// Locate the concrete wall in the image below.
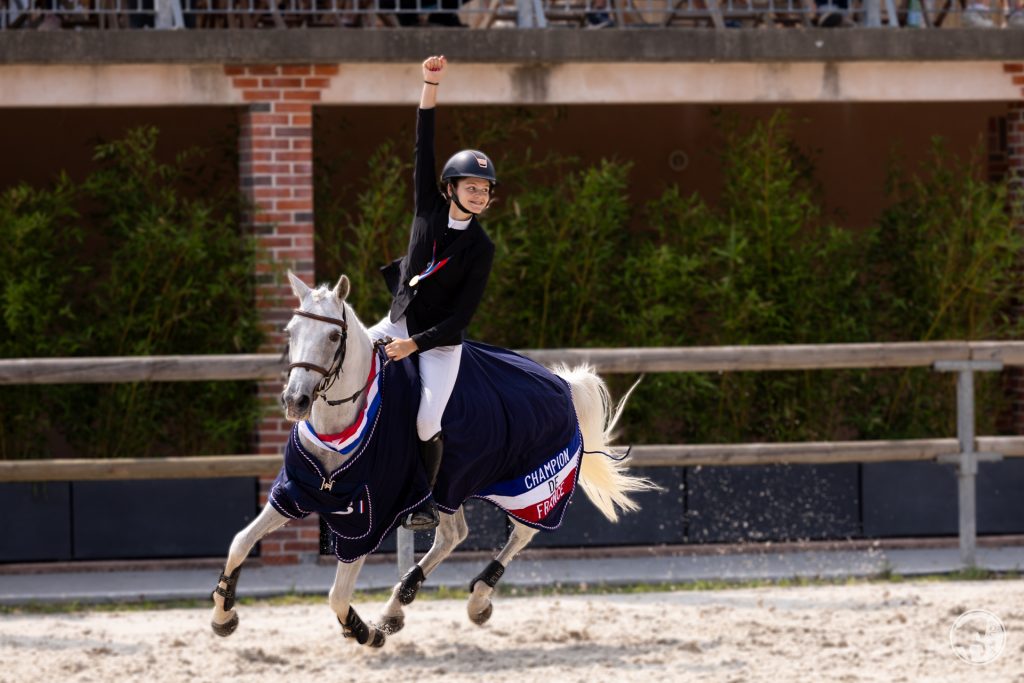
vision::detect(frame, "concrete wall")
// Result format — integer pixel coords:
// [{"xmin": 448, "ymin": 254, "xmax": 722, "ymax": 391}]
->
[
  {"xmin": 1, "ymin": 61, "xmax": 1020, "ymax": 107},
  {"xmin": 2, "ymin": 29, "xmax": 1023, "ymax": 65}
]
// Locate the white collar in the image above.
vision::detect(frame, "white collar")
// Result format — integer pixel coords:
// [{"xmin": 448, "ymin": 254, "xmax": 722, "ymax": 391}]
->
[{"xmin": 448, "ymin": 216, "xmax": 471, "ymax": 231}]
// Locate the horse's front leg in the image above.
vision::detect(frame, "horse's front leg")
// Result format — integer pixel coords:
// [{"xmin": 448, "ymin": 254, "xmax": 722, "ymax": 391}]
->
[
  {"xmin": 329, "ymin": 556, "xmax": 385, "ymax": 648},
  {"xmin": 467, "ymin": 517, "xmax": 537, "ymax": 626},
  {"xmin": 379, "ymin": 507, "xmax": 469, "ymax": 634},
  {"xmin": 210, "ymin": 504, "xmax": 290, "ymax": 637}
]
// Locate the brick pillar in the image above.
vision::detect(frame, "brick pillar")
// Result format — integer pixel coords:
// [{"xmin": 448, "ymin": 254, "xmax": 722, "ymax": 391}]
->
[
  {"xmin": 228, "ymin": 63, "xmax": 338, "ymax": 564},
  {"xmin": 1005, "ymin": 64, "xmax": 1024, "ymax": 434}
]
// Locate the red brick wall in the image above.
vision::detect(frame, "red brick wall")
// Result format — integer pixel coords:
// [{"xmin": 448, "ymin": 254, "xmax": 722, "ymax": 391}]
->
[{"xmin": 228, "ymin": 64, "xmax": 338, "ymax": 564}]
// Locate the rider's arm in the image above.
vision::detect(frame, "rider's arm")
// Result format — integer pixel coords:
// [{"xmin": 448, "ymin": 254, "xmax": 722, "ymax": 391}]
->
[{"xmin": 414, "ymin": 56, "xmax": 446, "ymax": 216}]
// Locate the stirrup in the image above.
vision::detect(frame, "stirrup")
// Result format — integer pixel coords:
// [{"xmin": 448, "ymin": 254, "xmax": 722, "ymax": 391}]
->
[{"xmin": 402, "ymin": 500, "xmax": 439, "ymax": 531}]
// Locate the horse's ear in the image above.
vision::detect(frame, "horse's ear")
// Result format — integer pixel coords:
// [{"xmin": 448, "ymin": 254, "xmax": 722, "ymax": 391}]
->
[
  {"xmin": 333, "ymin": 275, "xmax": 351, "ymax": 302},
  {"xmin": 287, "ymin": 271, "xmax": 311, "ymax": 301}
]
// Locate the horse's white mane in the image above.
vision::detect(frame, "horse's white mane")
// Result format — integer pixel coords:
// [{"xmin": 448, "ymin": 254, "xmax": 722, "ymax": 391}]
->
[{"xmin": 310, "ymin": 286, "xmax": 332, "ymax": 303}]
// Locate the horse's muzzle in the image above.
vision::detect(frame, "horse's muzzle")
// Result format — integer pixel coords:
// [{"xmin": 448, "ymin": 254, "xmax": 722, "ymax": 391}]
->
[{"xmin": 281, "ymin": 390, "xmax": 311, "ymax": 421}]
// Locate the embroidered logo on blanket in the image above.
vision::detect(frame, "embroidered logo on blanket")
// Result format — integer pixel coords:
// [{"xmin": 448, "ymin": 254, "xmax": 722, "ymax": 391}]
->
[
  {"xmin": 478, "ymin": 428, "xmax": 582, "ymax": 525},
  {"xmin": 324, "ymin": 484, "xmax": 373, "ymax": 540}
]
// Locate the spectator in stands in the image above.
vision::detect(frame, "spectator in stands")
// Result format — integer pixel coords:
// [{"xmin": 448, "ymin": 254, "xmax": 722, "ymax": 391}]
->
[
  {"xmin": 428, "ymin": 0, "xmax": 468, "ymax": 25},
  {"xmin": 585, "ymin": 0, "xmax": 613, "ymax": 28},
  {"xmin": 961, "ymin": 0, "xmax": 1024, "ymax": 27},
  {"xmin": 962, "ymin": 0, "xmax": 996, "ymax": 26},
  {"xmin": 381, "ymin": 0, "xmax": 469, "ymax": 26},
  {"xmin": 1008, "ymin": 0, "xmax": 1024, "ymax": 26},
  {"xmin": 814, "ymin": 0, "xmax": 850, "ymax": 27}
]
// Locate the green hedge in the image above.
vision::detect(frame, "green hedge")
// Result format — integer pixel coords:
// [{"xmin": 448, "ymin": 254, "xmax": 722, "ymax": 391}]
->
[
  {"xmin": 317, "ymin": 109, "xmax": 1022, "ymax": 445},
  {"xmin": 0, "ymin": 127, "xmax": 262, "ymax": 460}
]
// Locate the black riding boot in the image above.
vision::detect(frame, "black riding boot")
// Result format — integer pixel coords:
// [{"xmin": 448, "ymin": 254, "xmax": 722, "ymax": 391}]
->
[{"xmin": 403, "ymin": 433, "xmax": 443, "ymax": 531}]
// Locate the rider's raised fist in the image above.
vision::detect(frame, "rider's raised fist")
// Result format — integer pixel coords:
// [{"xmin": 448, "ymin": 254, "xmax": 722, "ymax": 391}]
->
[{"xmin": 422, "ymin": 55, "xmax": 447, "ymax": 84}]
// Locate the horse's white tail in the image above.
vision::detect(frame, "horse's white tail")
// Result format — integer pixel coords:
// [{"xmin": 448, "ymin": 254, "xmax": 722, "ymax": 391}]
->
[{"xmin": 553, "ymin": 365, "xmax": 656, "ymax": 523}]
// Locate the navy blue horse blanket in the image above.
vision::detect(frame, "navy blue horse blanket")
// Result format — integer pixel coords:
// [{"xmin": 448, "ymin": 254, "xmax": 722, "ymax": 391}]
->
[{"xmin": 269, "ymin": 341, "xmax": 583, "ymax": 563}]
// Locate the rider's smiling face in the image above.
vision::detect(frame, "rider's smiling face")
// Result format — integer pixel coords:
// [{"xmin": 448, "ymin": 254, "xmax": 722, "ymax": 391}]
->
[{"xmin": 452, "ymin": 178, "xmax": 491, "ymax": 214}]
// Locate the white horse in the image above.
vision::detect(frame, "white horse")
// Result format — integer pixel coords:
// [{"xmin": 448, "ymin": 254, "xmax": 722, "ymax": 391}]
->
[{"xmin": 210, "ymin": 272, "xmax": 652, "ymax": 646}]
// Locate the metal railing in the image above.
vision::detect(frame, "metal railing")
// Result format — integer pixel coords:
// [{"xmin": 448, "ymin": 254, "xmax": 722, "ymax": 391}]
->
[
  {"xmin": 2, "ymin": 0, "xmax": 1020, "ymax": 29},
  {"xmin": 2, "ymin": 340, "xmax": 1023, "ymax": 569}
]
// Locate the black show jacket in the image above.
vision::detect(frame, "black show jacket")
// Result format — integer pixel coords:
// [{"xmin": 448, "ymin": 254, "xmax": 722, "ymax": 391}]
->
[{"xmin": 380, "ymin": 107, "xmax": 495, "ymax": 353}]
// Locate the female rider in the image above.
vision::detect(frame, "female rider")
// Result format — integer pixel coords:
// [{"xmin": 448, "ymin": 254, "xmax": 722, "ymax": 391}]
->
[{"xmin": 371, "ymin": 55, "xmax": 498, "ymax": 532}]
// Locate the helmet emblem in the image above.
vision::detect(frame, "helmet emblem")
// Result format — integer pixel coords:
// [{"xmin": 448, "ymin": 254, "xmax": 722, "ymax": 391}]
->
[{"xmin": 475, "ymin": 156, "xmax": 488, "ymax": 169}]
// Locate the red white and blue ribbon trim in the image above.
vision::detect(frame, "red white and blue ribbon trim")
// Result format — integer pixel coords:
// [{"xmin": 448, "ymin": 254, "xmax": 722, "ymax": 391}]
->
[
  {"xmin": 299, "ymin": 351, "xmax": 382, "ymax": 456},
  {"xmin": 478, "ymin": 429, "xmax": 583, "ymax": 525},
  {"xmin": 409, "ymin": 241, "xmax": 451, "ymax": 287}
]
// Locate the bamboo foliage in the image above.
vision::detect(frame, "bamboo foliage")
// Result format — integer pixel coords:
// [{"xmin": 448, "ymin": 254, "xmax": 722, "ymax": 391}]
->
[{"xmin": 0, "ymin": 128, "xmax": 262, "ymax": 461}]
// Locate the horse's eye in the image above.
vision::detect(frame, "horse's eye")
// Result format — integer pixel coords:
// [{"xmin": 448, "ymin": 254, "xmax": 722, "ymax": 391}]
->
[{"xmin": 329, "ymin": 331, "xmax": 340, "ymax": 342}]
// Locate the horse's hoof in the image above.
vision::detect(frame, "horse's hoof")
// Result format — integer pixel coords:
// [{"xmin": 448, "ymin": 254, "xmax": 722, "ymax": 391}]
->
[
  {"xmin": 211, "ymin": 612, "xmax": 239, "ymax": 637},
  {"xmin": 368, "ymin": 626, "xmax": 387, "ymax": 648},
  {"xmin": 469, "ymin": 602, "xmax": 493, "ymax": 626},
  {"xmin": 380, "ymin": 615, "xmax": 405, "ymax": 635}
]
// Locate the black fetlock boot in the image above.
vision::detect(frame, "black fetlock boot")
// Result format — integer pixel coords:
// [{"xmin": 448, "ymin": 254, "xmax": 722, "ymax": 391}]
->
[{"xmin": 403, "ymin": 432, "xmax": 443, "ymax": 531}]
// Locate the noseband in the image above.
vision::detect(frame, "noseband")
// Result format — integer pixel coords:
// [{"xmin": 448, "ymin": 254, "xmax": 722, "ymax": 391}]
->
[{"xmin": 287, "ymin": 307, "xmax": 356, "ymax": 405}]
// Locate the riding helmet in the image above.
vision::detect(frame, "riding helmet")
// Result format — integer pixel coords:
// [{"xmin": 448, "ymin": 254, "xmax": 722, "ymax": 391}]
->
[{"xmin": 441, "ymin": 150, "xmax": 498, "ymax": 186}]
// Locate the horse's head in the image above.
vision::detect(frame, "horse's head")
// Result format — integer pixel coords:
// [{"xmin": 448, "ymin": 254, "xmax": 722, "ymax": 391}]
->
[{"xmin": 280, "ymin": 271, "xmax": 353, "ymax": 422}]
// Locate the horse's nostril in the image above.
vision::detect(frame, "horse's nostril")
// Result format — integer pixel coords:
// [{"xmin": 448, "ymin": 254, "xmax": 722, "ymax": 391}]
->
[{"xmin": 296, "ymin": 395, "xmax": 311, "ymax": 412}]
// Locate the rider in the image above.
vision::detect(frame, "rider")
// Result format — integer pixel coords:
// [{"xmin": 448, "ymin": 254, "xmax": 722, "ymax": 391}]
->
[{"xmin": 371, "ymin": 55, "xmax": 497, "ymax": 532}]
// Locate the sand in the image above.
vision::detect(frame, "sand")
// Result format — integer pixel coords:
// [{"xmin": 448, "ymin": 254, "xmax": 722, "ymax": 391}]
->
[{"xmin": 1, "ymin": 579, "xmax": 1022, "ymax": 683}]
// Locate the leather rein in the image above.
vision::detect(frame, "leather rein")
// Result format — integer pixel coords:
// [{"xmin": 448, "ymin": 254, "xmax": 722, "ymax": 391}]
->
[{"xmin": 286, "ymin": 307, "xmax": 386, "ymax": 407}]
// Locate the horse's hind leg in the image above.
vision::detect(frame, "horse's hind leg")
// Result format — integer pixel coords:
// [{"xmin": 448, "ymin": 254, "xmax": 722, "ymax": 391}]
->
[
  {"xmin": 467, "ymin": 517, "xmax": 537, "ymax": 626},
  {"xmin": 210, "ymin": 504, "xmax": 290, "ymax": 637},
  {"xmin": 379, "ymin": 507, "xmax": 469, "ymax": 634}
]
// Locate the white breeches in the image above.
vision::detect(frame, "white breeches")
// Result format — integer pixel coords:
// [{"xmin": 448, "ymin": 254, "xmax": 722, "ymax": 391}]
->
[{"xmin": 368, "ymin": 316, "xmax": 462, "ymax": 441}]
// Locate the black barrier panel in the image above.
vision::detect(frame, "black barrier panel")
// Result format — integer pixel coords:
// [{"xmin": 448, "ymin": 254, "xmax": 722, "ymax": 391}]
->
[
  {"xmin": 447, "ymin": 497, "xmax": 510, "ymax": 551},
  {"xmin": 529, "ymin": 466, "xmax": 685, "ymax": 548},
  {"xmin": 0, "ymin": 482, "xmax": 72, "ymax": 563},
  {"xmin": 72, "ymin": 478, "xmax": 257, "ymax": 560},
  {"xmin": 373, "ymin": 497, "xmax": 509, "ymax": 555},
  {"xmin": 862, "ymin": 459, "xmax": 1024, "ymax": 537},
  {"xmin": 862, "ymin": 462, "xmax": 957, "ymax": 537},
  {"xmin": 976, "ymin": 459, "xmax": 1024, "ymax": 533},
  {"xmin": 686, "ymin": 464, "xmax": 861, "ymax": 543}
]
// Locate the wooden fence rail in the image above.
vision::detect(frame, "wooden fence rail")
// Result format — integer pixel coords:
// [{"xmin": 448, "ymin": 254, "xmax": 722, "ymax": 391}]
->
[
  {"xmin": 4, "ymin": 341, "xmax": 1024, "ymax": 384},
  {"xmin": 4, "ymin": 437, "xmax": 1024, "ymax": 482}
]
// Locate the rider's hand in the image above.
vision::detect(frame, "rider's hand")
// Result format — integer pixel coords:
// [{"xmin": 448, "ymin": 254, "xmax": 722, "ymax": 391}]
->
[
  {"xmin": 422, "ymin": 55, "xmax": 447, "ymax": 85},
  {"xmin": 385, "ymin": 338, "xmax": 419, "ymax": 361}
]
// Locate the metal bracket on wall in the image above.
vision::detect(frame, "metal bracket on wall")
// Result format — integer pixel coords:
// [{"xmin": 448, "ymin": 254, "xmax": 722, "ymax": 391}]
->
[{"xmin": 932, "ymin": 359, "xmax": 1004, "ymax": 567}]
